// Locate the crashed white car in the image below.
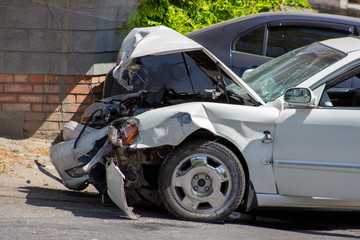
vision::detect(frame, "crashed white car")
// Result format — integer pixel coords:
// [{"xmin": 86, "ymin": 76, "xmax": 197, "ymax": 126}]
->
[{"xmin": 48, "ymin": 26, "xmax": 360, "ymax": 222}]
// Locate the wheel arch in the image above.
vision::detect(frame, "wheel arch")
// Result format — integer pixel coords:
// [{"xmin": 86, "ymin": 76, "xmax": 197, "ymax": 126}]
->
[
  {"xmin": 182, "ymin": 129, "xmax": 250, "ymax": 179},
  {"xmin": 180, "ymin": 129, "xmax": 258, "ymax": 211}
]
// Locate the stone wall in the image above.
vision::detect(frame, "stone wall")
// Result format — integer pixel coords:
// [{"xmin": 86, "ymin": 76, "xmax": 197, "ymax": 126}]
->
[{"xmin": 0, "ymin": 0, "xmax": 139, "ymax": 138}]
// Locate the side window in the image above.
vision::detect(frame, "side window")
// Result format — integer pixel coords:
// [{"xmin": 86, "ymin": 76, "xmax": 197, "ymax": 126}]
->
[
  {"xmin": 234, "ymin": 25, "xmax": 265, "ymax": 55},
  {"xmin": 266, "ymin": 26, "xmax": 351, "ymax": 58},
  {"xmin": 320, "ymin": 71, "xmax": 360, "ymax": 107}
]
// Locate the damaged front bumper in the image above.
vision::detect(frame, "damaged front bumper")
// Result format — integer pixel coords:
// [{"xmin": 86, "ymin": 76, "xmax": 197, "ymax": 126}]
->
[
  {"xmin": 49, "ymin": 120, "xmax": 139, "ymax": 219},
  {"xmin": 49, "ymin": 126, "xmax": 109, "ymax": 190}
]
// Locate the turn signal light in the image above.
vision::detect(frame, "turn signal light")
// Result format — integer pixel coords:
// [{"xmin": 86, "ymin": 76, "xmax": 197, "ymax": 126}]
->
[
  {"xmin": 83, "ymin": 116, "xmax": 90, "ymax": 122},
  {"xmin": 121, "ymin": 124, "xmax": 139, "ymax": 145}
]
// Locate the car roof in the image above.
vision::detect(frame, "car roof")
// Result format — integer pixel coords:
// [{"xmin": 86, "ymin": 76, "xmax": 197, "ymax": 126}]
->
[
  {"xmin": 186, "ymin": 12, "xmax": 360, "ymax": 37},
  {"xmin": 320, "ymin": 37, "xmax": 360, "ymax": 53}
]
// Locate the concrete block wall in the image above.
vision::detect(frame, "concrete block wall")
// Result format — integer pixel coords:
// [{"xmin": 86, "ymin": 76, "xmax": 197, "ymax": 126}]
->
[
  {"xmin": 0, "ymin": 0, "xmax": 139, "ymax": 138},
  {"xmin": 0, "ymin": 0, "xmax": 139, "ymax": 75},
  {"xmin": 309, "ymin": 0, "xmax": 360, "ymax": 17}
]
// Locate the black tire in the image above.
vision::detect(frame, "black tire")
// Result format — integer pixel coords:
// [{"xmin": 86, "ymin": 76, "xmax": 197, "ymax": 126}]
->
[{"xmin": 159, "ymin": 139, "xmax": 246, "ymax": 222}]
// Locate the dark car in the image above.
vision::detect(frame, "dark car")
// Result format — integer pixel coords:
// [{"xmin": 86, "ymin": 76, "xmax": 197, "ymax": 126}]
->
[
  {"xmin": 186, "ymin": 11, "xmax": 360, "ymax": 76},
  {"xmin": 103, "ymin": 12, "xmax": 360, "ymax": 98}
]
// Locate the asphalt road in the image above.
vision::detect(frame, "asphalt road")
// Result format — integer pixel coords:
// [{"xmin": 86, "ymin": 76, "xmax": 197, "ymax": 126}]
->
[{"xmin": 1, "ymin": 180, "xmax": 360, "ymax": 240}]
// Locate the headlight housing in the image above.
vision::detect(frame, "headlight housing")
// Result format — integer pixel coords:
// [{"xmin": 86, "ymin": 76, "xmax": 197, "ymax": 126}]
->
[{"xmin": 109, "ymin": 118, "xmax": 140, "ymax": 147}]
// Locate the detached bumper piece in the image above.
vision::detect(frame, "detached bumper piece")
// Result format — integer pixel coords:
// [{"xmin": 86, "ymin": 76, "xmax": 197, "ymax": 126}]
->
[{"xmin": 106, "ymin": 161, "xmax": 139, "ymax": 220}]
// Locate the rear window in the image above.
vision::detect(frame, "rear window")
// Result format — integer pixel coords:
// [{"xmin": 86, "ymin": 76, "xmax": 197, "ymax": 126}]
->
[{"xmin": 234, "ymin": 26, "xmax": 264, "ymax": 55}]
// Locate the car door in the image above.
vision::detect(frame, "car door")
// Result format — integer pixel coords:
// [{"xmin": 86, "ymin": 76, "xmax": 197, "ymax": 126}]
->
[
  {"xmin": 273, "ymin": 72, "xmax": 360, "ymax": 201},
  {"xmin": 231, "ymin": 21, "xmax": 354, "ymax": 76}
]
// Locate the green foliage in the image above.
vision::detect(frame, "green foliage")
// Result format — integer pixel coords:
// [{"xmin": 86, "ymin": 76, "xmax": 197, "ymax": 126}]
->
[
  {"xmin": 10, "ymin": 148, "xmax": 20, "ymax": 154},
  {"xmin": 122, "ymin": 0, "xmax": 312, "ymax": 34}
]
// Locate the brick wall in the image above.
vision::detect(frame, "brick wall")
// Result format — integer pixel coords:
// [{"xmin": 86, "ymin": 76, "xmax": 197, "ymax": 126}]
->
[{"xmin": 0, "ymin": 73, "xmax": 105, "ymax": 139}]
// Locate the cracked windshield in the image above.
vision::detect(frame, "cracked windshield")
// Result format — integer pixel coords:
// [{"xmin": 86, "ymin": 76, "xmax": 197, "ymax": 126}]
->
[{"xmin": 237, "ymin": 43, "xmax": 346, "ymax": 102}]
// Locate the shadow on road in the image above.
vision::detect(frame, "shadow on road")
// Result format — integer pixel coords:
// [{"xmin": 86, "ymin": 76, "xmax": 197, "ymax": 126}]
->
[
  {"xmin": 245, "ymin": 208, "xmax": 360, "ymax": 229},
  {"xmin": 235, "ymin": 208, "xmax": 360, "ymax": 239},
  {"xmin": 18, "ymin": 186, "xmax": 360, "ymax": 239},
  {"xmin": 17, "ymin": 186, "xmax": 170, "ymax": 220},
  {"xmin": 18, "ymin": 186, "xmax": 130, "ymax": 220}
]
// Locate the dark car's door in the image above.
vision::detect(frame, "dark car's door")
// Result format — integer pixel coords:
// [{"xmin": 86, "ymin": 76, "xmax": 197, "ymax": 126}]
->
[{"xmin": 231, "ymin": 21, "xmax": 355, "ymax": 76}]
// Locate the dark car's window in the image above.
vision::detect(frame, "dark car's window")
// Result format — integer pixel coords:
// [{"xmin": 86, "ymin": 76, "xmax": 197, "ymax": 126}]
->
[
  {"xmin": 233, "ymin": 24, "xmax": 352, "ymax": 59},
  {"xmin": 234, "ymin": 25, "xmax": 264, "ymax": 55},
  {"xmin": 266, "ymin": 26, "xmax": 351, "ymax": 58}
]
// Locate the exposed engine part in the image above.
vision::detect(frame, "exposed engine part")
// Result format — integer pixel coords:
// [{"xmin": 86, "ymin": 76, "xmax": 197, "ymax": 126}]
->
[{"xmin": 114, "ymin": 149, "xmax": 145, "ymax": 189}]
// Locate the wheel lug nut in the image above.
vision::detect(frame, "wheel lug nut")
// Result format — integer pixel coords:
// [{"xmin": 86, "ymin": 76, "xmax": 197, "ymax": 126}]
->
[
  {"xmin": 194, "ymin": 175, "xmax": 198, "ymax": 179},
  {"xmin": 205, "ymin": 187, "xmax": 210, "ymax": 191},
  {"xmin": 205, "ymin": 175, "xmax": 210, "ymax": 180},
  {"xmin": 194, "ymin": 186, "xmax": 198, "ymax": 190}
]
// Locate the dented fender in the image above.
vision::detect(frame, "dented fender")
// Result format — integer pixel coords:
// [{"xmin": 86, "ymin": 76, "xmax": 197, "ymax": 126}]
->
[
  {"xmin": 129, "ymin": 102, "xmax": 278, "ymax": 150},
  {"xmin": 129, "ymin": 103, "xmax": 214, "ymax": 148}
]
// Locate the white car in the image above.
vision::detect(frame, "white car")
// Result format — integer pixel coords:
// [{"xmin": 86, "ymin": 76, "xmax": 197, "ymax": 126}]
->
[{"xmin": 49, "ymin": 26, "xmax": 360, "ymax": 222}]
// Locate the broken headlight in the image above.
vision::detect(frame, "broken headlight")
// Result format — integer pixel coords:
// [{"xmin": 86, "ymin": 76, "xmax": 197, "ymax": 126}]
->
[{"xmin": 109, "ymin": 118, "xmax": 140, "ymax": 147}]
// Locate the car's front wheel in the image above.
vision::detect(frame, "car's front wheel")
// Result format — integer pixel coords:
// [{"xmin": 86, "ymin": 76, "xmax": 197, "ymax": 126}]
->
[{"xmin": 159, "ymin": 139, "xmax": 246, "ymax": 222}]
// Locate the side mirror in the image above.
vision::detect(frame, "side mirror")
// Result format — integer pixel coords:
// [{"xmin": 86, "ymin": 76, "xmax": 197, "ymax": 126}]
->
[{"xmin": 284, "ymin": 87, "xmax": 316, "ymax": 107}]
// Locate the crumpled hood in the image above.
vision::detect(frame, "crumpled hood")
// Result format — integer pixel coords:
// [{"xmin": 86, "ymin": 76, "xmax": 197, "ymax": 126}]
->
[
  {"xmin": 113, "ymin": 26, "xmax": 264, "ymax": 105},
  {"xmin": 118, "ymin": 26, "xmax": 203, "ymax": 65}
]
